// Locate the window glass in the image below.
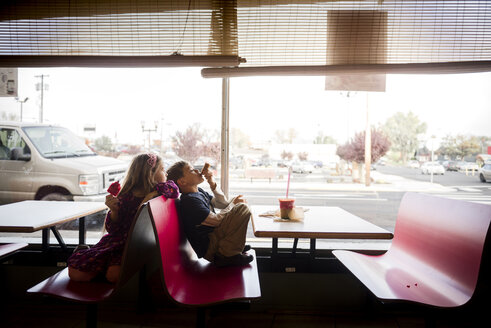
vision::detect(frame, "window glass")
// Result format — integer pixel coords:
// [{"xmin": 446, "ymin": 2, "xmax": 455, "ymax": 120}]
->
[
  {"xmin": 229, "ymin": 73, "xmax": 491, "ymax": 249},
  {"xmin": 0, "ymin": 68, "xmax": 222, "ymax": 246},
  {"xmin": 0, "ymin": 68, "xmax": 490, "ymax": 250},
  {"xmin": 23, "ymin": 126, "xmax": 95, "ymax": 158},
  {"xmin": 0, "ymin": 128, "xmax": 30, "ymax": 160}
]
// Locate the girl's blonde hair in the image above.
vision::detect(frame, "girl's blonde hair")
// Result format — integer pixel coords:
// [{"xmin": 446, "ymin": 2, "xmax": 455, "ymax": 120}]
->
[{"xmin": 119, "ymin": 153, "xmax": 162, "ymax": 197}]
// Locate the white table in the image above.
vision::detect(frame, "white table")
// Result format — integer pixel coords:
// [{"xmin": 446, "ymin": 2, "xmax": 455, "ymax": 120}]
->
[
  {"xmin": 0, "ymin": 201, "xmax": 107, "ymax": 251},
  {"xmin": 251, "ymin": 205, "xmax": 393, "ymax": 257}
]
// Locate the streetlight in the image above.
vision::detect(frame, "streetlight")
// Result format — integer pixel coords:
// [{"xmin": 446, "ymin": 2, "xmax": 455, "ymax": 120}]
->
[
  {"xmin": 141, "ymin": 121, "xmax": 158, "ymax": 151},
  {"xmin": 15, "ymin": 97, "xmax": 28, "ymax": 122}
]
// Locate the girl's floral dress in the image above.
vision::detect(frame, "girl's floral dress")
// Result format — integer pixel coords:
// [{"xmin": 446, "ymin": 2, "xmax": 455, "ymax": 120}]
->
[{"xmin": 68, "ymin": 181, "xmax": 179, "ymax": 273}]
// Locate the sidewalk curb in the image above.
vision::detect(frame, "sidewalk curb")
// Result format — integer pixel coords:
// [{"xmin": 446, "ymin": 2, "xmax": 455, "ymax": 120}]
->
[{"xmin": 226, "ymin": 171, "xmax": 456, "ymax": 193}]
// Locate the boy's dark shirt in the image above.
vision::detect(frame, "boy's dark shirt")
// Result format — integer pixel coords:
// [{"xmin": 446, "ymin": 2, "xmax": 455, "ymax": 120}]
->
[{"xmin": 179, "ymin": 187, "xmax": 215, "ymax": 258}]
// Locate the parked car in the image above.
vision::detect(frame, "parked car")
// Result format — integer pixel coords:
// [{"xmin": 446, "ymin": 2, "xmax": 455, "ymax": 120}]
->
[
  {"xmin": 446, "ymin": 161, "xmax": 459, "ymax": 171},
  {"xmin": 407, "ymin": 160, "xmax": 420, "ymax": 169},
  {"xmin": 420, "ymin": 162, "xmax": 445, "ymax": 175},
  {"xmin": 0, "ymin": 121, "xmax": 128, "ymax": 205},
  {"xmin": 291, "ymin": 161, "xmax": 314, "ymax": 174},
  {"xmin": 479, "ymin": 163, "xmax": 491, "ymax": 182},
  {"xmin": 376, "ymin": 158, "xmax": 387, "ymax": 166}
]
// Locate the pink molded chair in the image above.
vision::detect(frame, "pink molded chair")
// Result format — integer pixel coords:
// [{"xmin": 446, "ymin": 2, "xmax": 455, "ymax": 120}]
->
[
  {"xmin": 27, "ymin": 204, "xmax": 157, "ymax": 328},
  {"xmin": 333, "ymin": 192, "xmax": 491, "ymax": 308},
  {"xmin": 147, "ymin": 196, "xmax": 261, "ymax": 326}
]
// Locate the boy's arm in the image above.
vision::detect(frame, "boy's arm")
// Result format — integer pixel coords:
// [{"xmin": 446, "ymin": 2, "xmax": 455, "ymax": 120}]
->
[
  {"xmin": 201, "ymin": 202, "xmax": 235, "ymax": 227},
  {"xmin": 211, "ymin": 187, "xmax": 230, "ymax": 209},
  {"xmin": 201, "ymin": 211, "xmax": 222, "ymax": 227}
]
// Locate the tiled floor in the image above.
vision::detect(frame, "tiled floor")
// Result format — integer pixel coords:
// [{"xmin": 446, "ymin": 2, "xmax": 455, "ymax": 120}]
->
[{"xmin": 2, "ymin": 300, "xmax": 486, "ymax": 328}]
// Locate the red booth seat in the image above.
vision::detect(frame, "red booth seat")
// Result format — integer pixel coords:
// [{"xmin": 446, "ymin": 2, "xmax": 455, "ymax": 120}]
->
[{"xmin": 334, "ymin": 192, "xmax": 491, "ymax": 307}]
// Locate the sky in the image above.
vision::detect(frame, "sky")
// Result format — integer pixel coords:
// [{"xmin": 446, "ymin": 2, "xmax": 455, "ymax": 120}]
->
[{"xmin": 0, "ymin": 67, "xmax": 490, "ymax": 148}]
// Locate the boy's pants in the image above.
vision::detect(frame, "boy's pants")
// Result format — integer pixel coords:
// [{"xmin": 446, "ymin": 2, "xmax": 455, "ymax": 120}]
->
[{"xmin": 204, "ymin": 203, "xmax": 251, "ymax": 261}]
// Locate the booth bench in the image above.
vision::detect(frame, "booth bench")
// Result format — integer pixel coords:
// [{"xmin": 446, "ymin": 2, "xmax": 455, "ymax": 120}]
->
[
  {"xmin": 27, "ymin": 204, "xmax": 157, "ymax": 328},
  {"xmin": 334, "ymin": 192, "xmax": 491, "ymax": 309},
  {"xmin": 147, "ymin": 196, "xmax": 261, "ymax": 328}
]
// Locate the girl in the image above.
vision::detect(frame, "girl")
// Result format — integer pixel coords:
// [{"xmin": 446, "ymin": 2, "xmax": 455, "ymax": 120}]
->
[{"xmin": 67, "ymin": 153, "xmax": 179, "ymax": 283}]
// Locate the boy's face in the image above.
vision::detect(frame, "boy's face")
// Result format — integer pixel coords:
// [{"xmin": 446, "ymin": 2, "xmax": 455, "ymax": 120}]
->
[{"xmin": 178, "ymin": 163, "xmax": 204, "ymax": 187}]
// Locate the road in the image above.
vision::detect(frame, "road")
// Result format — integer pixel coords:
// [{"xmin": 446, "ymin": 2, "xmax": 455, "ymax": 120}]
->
[
  {"xmin": 230, "ymin": 165, "xmax": 491, "ymax": 240},
  {"xmin": 374, "ymin": 164, "xmax": 488, "ymax": 189},
  {"xmin": 4, "ymin": 165, "xmax": 490, "ymax": 247}
]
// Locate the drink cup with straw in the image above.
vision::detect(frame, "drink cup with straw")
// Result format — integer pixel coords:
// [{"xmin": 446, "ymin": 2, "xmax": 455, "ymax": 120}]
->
[{"xmin": 279, "ymin": 166, "xmax": 294, "ymax": 219}]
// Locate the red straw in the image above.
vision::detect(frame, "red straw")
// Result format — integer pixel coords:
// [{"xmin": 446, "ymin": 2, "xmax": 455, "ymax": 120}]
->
[{"xmin": 286, "ymin": 167, "xmax": 291, "ymax": 198}]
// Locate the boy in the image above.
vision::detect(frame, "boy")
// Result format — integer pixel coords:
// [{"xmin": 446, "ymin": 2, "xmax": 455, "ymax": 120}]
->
[{"xmin": 166, "ymin": 161, "xmax": 253, "ymax": 267}]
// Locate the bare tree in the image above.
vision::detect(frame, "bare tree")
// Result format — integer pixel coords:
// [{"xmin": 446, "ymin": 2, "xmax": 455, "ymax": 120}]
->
[
  {"xmin": 94, "ymin": 135, "xmax": 113, "ymax": 152},
  {"xmin": 1, "ymin": 111, "xmax": 18, "ymax": 121},
  {"xmin": 172, "ymin": 124, "xmax": 204, "ymax": 163},
  {"xmin": 297, "ymin": 152, "xmax": 308, "ymax": 161},
  {"xmin": 314, "ymin": 132, "xmax": 337, "ymax": 144},
  {"xmin": 281, "ymin": 150, "xmax": 294, "ymax": 160},
  {"xmin": 201, "ymin": 142, "xmax": 221, "ymax": 166},
  {"xmin": 275, "ymin": 128, "xmax": 298, "ymax": 144},
  {"xmin": 336, "ymin": 129, "xmax": 390, "ymax": 163},
  {"xmin": 382, "ymin": 111, "xmax": 426, "ymax": 163},
  {"xmin": 231, "ymin": 128, "xmax": 251, "ymax": 149}
]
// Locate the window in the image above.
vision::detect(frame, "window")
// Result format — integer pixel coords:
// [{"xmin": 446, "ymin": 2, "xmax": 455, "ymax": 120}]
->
[
  {"xmin": 0, "ymin": 128, "xmax": 30, "ymax": 161},
  {"xmin": 0, "ymin": 68, "xmax": 490, "ymax": 250}
]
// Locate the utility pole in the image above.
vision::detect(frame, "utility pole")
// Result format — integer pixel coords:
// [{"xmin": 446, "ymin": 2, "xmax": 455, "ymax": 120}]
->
[
  {"xmin": 141, "ymin": 121, "xmax": 158, "ymax": 152},
  {"xmin": 35, "ymin": 74, "xmax": 49, "ymax": 123}
]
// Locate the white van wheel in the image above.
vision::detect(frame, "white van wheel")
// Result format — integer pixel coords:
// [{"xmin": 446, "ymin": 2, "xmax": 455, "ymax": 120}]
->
[{"xmin": 41, "ymin": 193, "xmax": 72, "ymax": 201}]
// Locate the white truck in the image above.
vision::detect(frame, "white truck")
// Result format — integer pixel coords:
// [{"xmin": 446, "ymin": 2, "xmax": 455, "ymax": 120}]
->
[{"xmin": 0, "ymin": 121, "xmax": 127, "ymax": 205}]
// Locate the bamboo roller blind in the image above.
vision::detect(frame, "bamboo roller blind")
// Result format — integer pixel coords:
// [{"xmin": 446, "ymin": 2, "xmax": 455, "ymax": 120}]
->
[
  {"xmin": 0, "ymin": 0, "xmax": 490, "ymax": 67},
  {"xmin": 0, "ymin": 0, "xmax": 238, "ymax": 57}
]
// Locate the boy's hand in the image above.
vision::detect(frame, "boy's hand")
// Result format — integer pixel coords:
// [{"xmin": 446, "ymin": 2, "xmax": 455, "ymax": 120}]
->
[
  {"xmin": 233, "ymin": 195, "xmax": 247, "ymax": 204},
  {"xmin": 201, "ymin": 163, "xmax": 212, "ymax": 179},
  {"xmin": 202, "ymin": 163, "xmax": 217, "ymax": 190},
  {"xmin": 105, "ymin": 194, "xmax": 120, "ymax": 213}
]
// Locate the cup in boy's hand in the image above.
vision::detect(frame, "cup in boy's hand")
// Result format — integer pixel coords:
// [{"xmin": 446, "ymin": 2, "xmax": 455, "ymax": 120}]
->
[
  {"xmin": 107, "ymin": 181, "xmax": 121, "ymax": 196},
  {"xmin": 201, "ymin": 163, "xmax": 210, "ymax": 175}
]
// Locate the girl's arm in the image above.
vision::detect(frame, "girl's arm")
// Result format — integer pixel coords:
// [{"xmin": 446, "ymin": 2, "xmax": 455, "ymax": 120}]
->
[{"xmin": 105, "ymin": 194, "xmax": 120, "ymax": 222}]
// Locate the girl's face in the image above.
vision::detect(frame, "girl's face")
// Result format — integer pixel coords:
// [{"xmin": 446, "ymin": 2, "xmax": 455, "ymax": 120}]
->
[{"xmin": 153, "ymin": 162, "xmax": 166, "ymax": 183}]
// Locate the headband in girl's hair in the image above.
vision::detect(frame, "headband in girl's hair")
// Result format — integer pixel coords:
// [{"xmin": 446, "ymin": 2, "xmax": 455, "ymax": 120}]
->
[
  {"xmin": 147, "ymin": 153, "xmax": 157, "ymax": 168},
  {"xmin": 107, "ymin": 181, "xmax": 121, "ymax": 196}
]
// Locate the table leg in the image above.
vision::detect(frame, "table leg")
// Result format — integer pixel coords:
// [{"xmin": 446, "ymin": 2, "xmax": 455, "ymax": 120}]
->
[
  {"xmin": 50, "ymin": 227, "xmax": 67, "ymax": 252},
  {"xmin": 79, "ymin": 216, "xmax": 86, "ymax": 245},
  {"xmin": 272, "ymin": 238, "xmax": 278, "ymax": 258},
  {"xmin": 292, "ymin": 238, "xmax": 298, "ymax": 256},
  {"xmin": 310, "ymin": 238, "xmax": 316, "ymax": 258},
  {"xmin": 42, "ymin": 228, "xmax": 50, "ymax": 251}
]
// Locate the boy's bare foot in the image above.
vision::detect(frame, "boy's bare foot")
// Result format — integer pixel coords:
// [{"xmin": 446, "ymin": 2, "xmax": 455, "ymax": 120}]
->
[{"xmin": 214, "ymin": 253, "xmax": 253, "ymax": 267}]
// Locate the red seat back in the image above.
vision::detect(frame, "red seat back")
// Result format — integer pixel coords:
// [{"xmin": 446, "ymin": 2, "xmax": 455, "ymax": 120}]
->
[
  {"xmin": 390, "ymin": 192, "xmax": 491, "ymax": 297},
  {"xmin": 148, "ymin": 196, "xmax": 261, "ymax": 306}
]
